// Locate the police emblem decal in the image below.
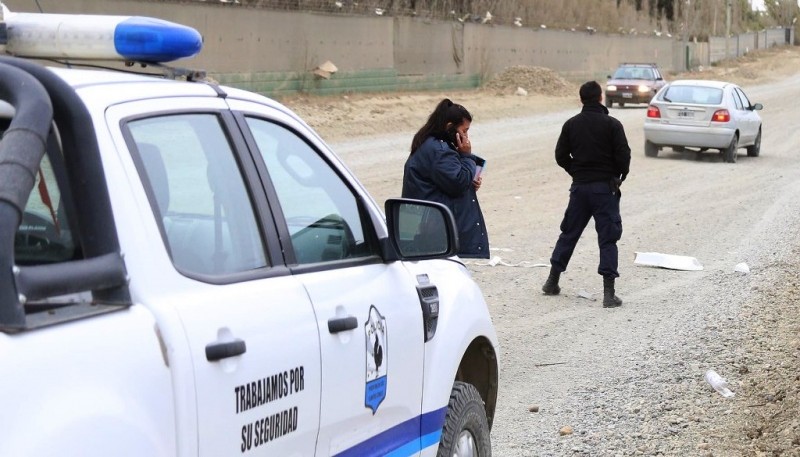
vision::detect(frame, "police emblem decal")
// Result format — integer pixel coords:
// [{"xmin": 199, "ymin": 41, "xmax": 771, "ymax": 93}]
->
[{"xmin": 364, "ymin": 305, "xmax": 387, "ymax": 414}]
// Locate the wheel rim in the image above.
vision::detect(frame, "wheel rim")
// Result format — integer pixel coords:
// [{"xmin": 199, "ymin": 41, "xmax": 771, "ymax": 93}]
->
[{"xmin": 452, "ymin": 429, "xmax": 477, "ymax": 457}]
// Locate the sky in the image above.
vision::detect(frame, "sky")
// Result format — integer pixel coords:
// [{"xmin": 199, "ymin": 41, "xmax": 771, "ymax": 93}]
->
[{"xmin": 751, "ymin": 0, "xmax": 800, "ymax": 11}]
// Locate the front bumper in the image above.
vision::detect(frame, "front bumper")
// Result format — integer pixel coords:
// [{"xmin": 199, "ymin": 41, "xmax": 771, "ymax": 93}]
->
[{"xmin": 605, "ymin": 90, "xmax": 653, "ymax": 104}]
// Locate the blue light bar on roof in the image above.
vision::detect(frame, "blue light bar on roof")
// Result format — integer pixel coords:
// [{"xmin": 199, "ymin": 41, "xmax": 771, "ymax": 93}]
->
[
  {"xmin": 3, "ymin": 10, "xmax": 203, "ymax": 63},
  {"xmin": 114, "ymin": 17, "xmax": 202, "ymax": 62}
]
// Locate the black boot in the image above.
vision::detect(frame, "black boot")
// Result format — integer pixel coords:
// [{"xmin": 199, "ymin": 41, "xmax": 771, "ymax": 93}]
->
[
  {"xmin": 542, "ymin": 268, "xmax": 561, "ymax": 295},
  {"xmin": 603, "ymin": 276, "xmax": 622, "ymax": 308}
]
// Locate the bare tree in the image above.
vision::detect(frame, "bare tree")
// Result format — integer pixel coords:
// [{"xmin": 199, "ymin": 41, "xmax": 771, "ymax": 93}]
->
[{"xmin": 764, "ymin": 0, "xmax": 799, "ymax": 26}]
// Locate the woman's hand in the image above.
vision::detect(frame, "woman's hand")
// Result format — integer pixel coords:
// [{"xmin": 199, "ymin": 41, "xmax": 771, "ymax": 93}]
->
[
  {"xmin": 473, "ymin": 176, "xmax": 482, "ymax": 191},
  {"xmin": 455, "ymin": 132, "xmax": 471, "ymax": 154}
]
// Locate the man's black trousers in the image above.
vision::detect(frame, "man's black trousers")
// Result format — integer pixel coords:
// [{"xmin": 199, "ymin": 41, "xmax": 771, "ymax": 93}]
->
[{"xmin": 550, "ymin": 181, "xmax": 623, "ymax": 278}]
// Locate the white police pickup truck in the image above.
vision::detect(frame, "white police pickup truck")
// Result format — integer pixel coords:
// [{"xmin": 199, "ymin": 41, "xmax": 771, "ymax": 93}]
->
[{"xmin": 0, "ymin": 5, "xmax": 498, "ymax": 456}]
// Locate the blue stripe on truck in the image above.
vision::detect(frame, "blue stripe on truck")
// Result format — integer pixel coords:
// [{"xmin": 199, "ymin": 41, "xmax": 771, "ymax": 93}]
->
[{"xmin": 333, "ymin": 406, "xmax": 448, "ymax": 457}]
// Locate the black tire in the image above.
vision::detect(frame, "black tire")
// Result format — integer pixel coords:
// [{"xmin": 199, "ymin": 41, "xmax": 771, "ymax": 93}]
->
[
  {"xmin": 723, "ymin": 134, "xmax": 738, "ymax": 163},
  {"xmin": 644, "ymin": 140, "xmax": 658, "ymax": 157},
  {"xmin": 619, "ymin": 102, "xmax": 626, "ymax": 108},
  {"xmin": 605, "ymin": 98, "xmax": 612, "ymax": 108},
  {"xmin": 437, "ymin": 382, "xmax": 491, "ymax": 457},
  {"xmin": 747, "ymin": 128, "xmax": 761, "ymax": 157}
]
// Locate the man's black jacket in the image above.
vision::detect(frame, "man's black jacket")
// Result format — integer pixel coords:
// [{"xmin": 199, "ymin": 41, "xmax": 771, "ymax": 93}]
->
[{"xmin": 555, "ymin": 102, "xmax": 631, "ymax": 183}]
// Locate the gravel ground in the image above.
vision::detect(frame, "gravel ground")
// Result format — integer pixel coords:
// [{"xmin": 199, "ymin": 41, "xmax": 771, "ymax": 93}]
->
[{"xmin": 285, "ymin": 46, "xmax": 800, "ymax": 456}]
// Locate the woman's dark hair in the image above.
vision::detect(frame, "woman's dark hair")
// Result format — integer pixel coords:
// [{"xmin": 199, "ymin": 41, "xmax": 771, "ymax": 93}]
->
[{"xmin": 410, "ymin": 98, "xmax": 472, "ymax": 155}]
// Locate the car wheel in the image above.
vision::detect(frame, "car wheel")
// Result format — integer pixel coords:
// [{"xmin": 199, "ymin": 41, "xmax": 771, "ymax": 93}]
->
[
  {"xmin": 619, "ymin": 102, "xmax": 625, "ymax": 108},
  {"xmin": 605, "ymin": 98, "xmax": 612, "ymax": 108},
  {"xmin": 437, "ymin": 382, "xmax": 491, "ymax": 457},
  {"xmin": 747, "ymin": 128, "xmax": 761, "ymax": 157},
  {"xmin": 723, "ymin": 134, "xmax": 738, "ymax": 163},
  {"xmin": 644, "ymin": 140, "xmax": 658, "ymax": 158}
]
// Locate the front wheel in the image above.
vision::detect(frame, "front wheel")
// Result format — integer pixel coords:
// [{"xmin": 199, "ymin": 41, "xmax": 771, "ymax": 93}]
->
[
  {"xmin": 644, "ymin": 140, "xmax": 658, "ymax": 157},
  {"xmin": 723, "ymin": 134, "xmax": 738, "ymax": 163},
  {"xmin": 605, "ymin": 98, "xmax": 612, "ymax": 108},
  {"xmin": 437, "ymin": 382, "xmax": 491, "ymax": 457},
  {"xmin": 747, "ymin": 129, "xmax": 761, "ymax": 157}
]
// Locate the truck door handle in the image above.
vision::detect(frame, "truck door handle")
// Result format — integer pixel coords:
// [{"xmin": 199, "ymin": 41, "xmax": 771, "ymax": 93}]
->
[
  {"xmin": 328, "ymin": 316, "xmax": 357, "ymax": 333},
  {"xmin": 205, "ymin": 339, "xmax": 247, "ymax": 361}
]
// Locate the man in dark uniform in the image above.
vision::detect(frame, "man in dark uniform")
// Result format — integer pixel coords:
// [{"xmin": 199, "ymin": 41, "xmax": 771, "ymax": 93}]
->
[{"xmin": 542, "ymin": 81, "xmax": 631, "ymax": 308}]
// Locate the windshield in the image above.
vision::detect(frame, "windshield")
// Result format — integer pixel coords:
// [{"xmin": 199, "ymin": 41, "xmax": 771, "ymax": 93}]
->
[{"xmin": 613, "ymin": 67, "xmax": 654, "ymax": 80}]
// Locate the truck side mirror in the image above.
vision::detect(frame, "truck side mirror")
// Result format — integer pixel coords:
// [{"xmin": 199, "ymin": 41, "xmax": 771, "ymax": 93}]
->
[{"xmin": 383, "ymin": 199, "xmax": 458, "ymax": 261}]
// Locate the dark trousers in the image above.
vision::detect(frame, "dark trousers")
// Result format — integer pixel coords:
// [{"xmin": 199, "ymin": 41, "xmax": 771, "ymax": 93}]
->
[{"xmin": 550, "ymin": 181, "xmax": 623, "ymax": 278}]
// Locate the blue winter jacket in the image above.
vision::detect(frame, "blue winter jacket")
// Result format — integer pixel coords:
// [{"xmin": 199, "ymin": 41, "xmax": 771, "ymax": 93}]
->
[{"xmin": 401, "ymin": 135, "xmax": 490, "ymax": 259}]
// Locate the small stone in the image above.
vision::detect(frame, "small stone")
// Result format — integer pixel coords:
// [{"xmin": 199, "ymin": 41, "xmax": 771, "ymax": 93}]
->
[
  {"xmin": 560, "ymin": 425, "xmax": 574, "ymax": 436},
  {"xmin": 529, "ymin": 405, "xmax": 540, "ymax": 413},
  {"xmin": 697, "ymin": 442, "xmax": 710, "ymax": 450}
]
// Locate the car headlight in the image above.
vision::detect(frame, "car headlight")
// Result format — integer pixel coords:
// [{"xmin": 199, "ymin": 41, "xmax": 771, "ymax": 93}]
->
[
  {"xmin": 607, "ymin": 85, "xmax": 617, "ymax": 91},
  {"xmin": 638, "ymin": 85, "xmax": 651, "ymax": 92}
]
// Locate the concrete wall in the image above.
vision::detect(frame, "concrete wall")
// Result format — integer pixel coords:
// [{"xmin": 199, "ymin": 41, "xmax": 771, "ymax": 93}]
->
[
  {"xmin": 4, "ymin": 0, "xmax": 395, "ymax": 73},
  {"xmin": 486, "ymin": 27, "xmax": 673, "ymax": 81},
  {"xmin": 394, "ymin": 18, "xmax": 462, "ymax": 75},
  {"xmin": 709, "ymin": 28, "xmax": 795, "ymax": 63},
  {"xmin": 3, "ymin": 0, "xmax": 794, "ymax": 96}
]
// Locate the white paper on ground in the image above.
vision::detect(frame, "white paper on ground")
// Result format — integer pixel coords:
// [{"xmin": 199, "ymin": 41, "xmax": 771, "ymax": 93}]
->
[
  {"xmin": 577, "ymin": 290, "xmax": 596, "ymax": 301},
  {"xmin": 734, "ymin": 262, "xmax": 750, "ymax": 274},
  {"xmin": 633, "ymin": 252, "xmax": 703, "ymax": 271}
]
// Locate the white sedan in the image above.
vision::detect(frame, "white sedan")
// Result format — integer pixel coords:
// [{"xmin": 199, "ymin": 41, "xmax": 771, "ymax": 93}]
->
[{"xmin": 643, "ymin": 80, "xmax": 763, "ymax": 163}]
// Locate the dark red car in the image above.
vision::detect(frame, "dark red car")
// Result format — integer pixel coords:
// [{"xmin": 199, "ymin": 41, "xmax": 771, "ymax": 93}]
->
[{"xmin": 605, "ymin": 63, "xmax": 667, "ymax": 108}]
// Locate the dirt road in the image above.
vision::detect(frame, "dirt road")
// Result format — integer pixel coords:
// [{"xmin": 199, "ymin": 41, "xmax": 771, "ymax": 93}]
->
[{"xmin": 286, "ymin": 47, "xmax": 800, "ymax": 456}]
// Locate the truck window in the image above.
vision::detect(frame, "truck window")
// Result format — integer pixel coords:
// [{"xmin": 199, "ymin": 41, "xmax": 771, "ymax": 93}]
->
[
  {"xmin": 14, "ymin": 154, "xmax": 77, "ymax": 265},
  {"xmin": 245, "ymin": 118, "xmax": 377, "ymax": 264},
  {"xmin": 127, "ymin": 114, "xmax": 268, "ymax": 276}
]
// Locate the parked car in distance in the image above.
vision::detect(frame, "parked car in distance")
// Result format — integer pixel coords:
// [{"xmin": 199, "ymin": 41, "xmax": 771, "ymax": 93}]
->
[
  {"xmin": 643, "ymin": 79, "xmax": 763, "ymax": 163},
  {"xmin": 605, "ymin": 63, "xmax": 667, "ymax": 108}
]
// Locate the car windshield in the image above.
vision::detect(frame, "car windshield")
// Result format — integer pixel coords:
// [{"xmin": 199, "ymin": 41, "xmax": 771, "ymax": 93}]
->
[
  {"xmin": 613, "ymin": 67, "xmax": 654, "ymax": 80},
  {"xmin": 662, "ymin": 86, "xmax": 723, "ymax": 104}
]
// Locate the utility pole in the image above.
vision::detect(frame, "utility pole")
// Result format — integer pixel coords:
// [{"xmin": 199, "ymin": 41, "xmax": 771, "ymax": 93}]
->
[
  {"xmin": 713, "ymin": 1, "xmax": 717, "ymax": 36},
  {"xmin": 681, "ymin": 0, "xmax": 692, "ymax": 70},
  {"xmin": 725, "ymin": 0, "xmax": 731, "ymax": 59}
]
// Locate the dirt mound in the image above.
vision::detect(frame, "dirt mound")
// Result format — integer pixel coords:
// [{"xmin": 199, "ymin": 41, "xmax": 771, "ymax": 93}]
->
[{"xmin": 482, "ymin": 66, "xmax": 577, "ymax": 97}]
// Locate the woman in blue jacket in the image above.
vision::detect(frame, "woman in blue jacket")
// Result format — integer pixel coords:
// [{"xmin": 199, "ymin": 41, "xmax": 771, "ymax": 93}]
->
[{"xmin": 401, "ymin": 99, "xmax": 489, "ymax": 259}]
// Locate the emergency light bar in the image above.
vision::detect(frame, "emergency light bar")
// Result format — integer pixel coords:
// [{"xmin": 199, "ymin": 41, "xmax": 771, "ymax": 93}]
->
[{"xmin": 0, "ymin": 5, "xmax": 202, "ymax": 63}]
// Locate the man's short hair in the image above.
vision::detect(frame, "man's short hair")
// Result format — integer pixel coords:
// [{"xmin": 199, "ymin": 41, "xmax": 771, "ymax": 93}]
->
[{"xmin": 579, "ymin": 81, "xmax": 602, "ymax": 104}]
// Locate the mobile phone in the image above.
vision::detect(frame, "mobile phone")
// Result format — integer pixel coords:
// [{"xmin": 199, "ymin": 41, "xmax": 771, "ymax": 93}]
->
[{"xmin": 446, "ymin": 126, "xmax": 459, "ymax": 145}]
